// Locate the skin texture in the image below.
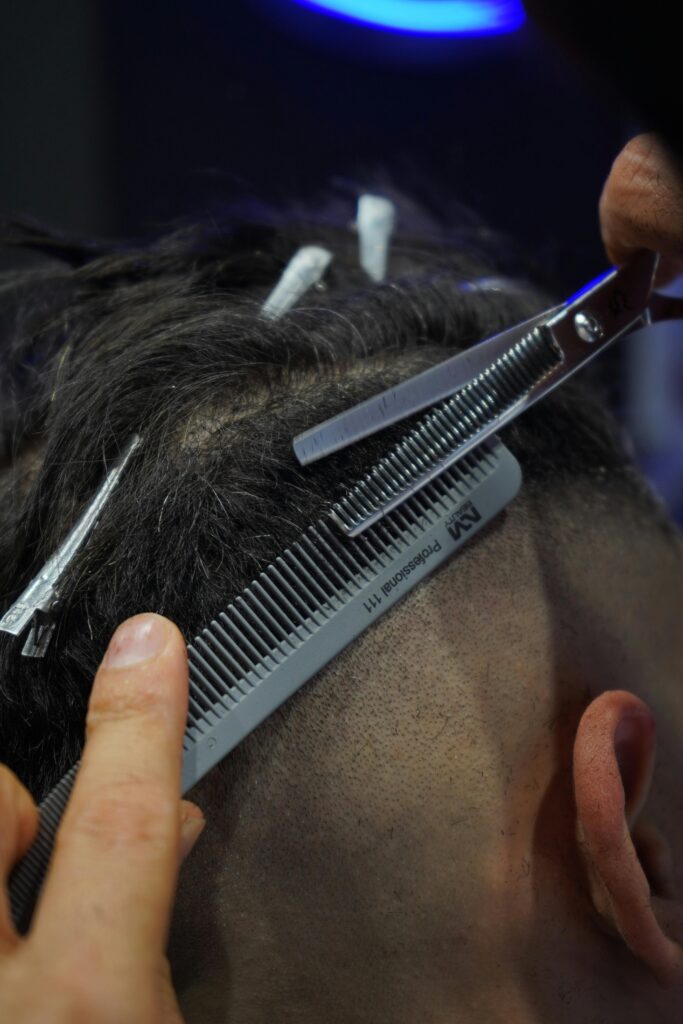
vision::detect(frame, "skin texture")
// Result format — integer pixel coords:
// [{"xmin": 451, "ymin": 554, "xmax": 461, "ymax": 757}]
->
[
  {"xmin": 524, "ymin": 1, "xmax": 683, "ymax": 273},
  {"xmin": 1, "ymin": 490, "xmax": 681, "ymax": 1022},
  {"xmin": 600, "ymin": 134, "xmax": 683, "ymax": 286},
  {"xmin": 0, "ymin": 614, "xmax": 203, "ymax": 1024},
  {"xmin": 2, "ymin": 144, "xmax": 683, "ymax": 1014},
  {"xmin": 167, "ymin": 487, "xmax": 683, "ymax": 1023}
]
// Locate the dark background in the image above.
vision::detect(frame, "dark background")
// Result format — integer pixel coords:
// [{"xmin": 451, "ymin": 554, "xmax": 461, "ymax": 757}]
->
[
  {"xmin": 1, "ymin": 0, "xmax": 681, "ymax": 515},
  {"xmin": 0, "ymin": 0, "xmax": 634, "ymax": 282}
]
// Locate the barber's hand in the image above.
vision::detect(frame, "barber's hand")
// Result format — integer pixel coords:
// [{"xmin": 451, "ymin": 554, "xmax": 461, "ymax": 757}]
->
[
  {"xmin": 600, "ymin": 133, "xmax": 683, "ymax": 286},
  {"xmin": 0, "ymin": 613, "xmax": 204, "ymax": 1023}
]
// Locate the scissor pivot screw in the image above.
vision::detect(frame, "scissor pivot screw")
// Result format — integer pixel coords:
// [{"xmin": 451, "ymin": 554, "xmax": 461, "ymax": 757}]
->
[{"xmin": 574, "ymin": 311, "xmax": 604, "ymax": 343}]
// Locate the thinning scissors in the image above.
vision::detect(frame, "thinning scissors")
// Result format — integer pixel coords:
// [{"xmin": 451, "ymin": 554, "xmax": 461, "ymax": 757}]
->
[{"xmin": 293, "ymin": 250, "xmax": 682, "ymax": 534}]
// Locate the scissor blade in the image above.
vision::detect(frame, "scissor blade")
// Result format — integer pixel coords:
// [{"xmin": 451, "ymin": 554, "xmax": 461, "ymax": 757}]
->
[{"xmin": 293, "ymin": 306, "xmax": 561, "ymax": 465}]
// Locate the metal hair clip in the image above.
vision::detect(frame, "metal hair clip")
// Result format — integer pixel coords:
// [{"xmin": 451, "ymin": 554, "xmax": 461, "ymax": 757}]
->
[
  {"xmin": 261, "ymin": 246, "xmax": 333, "ymax": 320},
  {"xmin": 356, "ymin": 194, "xmax": 395, "ymax": 283},
  {"xmin": 0, "ymin": 435, "xmax": 141, "ymax": 657},
  {"xmin": 460, "ymin": 276, "xmax": 529, "ymax": 294}
]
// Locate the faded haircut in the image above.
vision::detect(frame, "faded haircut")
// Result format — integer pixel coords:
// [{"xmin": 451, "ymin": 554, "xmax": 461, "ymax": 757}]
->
[{"xmin": 0, "ymin": 197, "xmax": 666, "ymax": 802}]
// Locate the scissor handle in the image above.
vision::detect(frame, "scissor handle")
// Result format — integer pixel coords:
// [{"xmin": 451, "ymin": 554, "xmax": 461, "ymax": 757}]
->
[{"xmin": 649, "ymin": 292, "xmax": 683, "ymax": 324}]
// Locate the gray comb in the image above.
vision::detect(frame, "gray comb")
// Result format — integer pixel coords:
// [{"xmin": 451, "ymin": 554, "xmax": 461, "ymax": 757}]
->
[{"xmin": 9, "ymin": 439, "xmax": 520, "ymax": 932}]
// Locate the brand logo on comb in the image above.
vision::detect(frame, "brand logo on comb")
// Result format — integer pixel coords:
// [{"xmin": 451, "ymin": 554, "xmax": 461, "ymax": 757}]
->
[
  {"xmin": 378, "ymin": 540, "xmax": 443, "ymax": 601},
  {"xmin": 446, "ymin": 501, "xmax": 482, "ymax": 541}
]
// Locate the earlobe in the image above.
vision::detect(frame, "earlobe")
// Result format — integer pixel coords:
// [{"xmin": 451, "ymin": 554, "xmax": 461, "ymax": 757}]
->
[{"xmin": 573, "ymin": 689, "xmax": 683, "ymax": 986}]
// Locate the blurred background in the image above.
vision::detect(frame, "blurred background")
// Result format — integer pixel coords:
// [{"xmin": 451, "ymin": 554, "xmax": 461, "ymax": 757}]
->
[{"xmin": 1, "ymin": 0, "xmax": 681, "ymax": 517}]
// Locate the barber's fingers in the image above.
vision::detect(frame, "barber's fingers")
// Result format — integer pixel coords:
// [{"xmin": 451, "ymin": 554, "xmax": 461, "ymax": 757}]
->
[
  {"xmin": 600, "ymin": 133, "xmax": 683, "ymax": 286},
  {"xmin": 0, "ymin": 765, "xmax": 38, "ymax": 950},
  {"xmin": 178, "ymin": 800, "xmax": 206, "ymax": 863},
  {"xmin": 33, "ymin": 614, "xmax": 191, "ymax": 972}
]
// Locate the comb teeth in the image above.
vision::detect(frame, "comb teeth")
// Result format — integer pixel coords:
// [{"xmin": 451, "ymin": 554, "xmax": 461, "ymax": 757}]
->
[
  {"xmin": 10, "ymin": 439, "xmax": 520, "ymax": 935},
  {"xmin": 332, "ymin": 325, "xmax": 561, "ymax": 536},
  {"xmin": 183, "ymin": 450, "xmax": 494, "ymax": 746}
]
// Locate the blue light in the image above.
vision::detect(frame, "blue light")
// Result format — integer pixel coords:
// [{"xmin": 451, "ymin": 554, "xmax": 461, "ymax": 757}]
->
[
  {"xmin": 566, "ymin": 270, "xmax": 613, "ymax": 306},
  {"xmin": 290, "ymin": 0, "xmax": 525, "ymax": 35}
]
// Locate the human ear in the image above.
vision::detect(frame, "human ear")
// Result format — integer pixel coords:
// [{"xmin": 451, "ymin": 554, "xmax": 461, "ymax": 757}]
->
[{"xmin": 573, "ymin": 689, "xmax": 683, "ymax": 986}]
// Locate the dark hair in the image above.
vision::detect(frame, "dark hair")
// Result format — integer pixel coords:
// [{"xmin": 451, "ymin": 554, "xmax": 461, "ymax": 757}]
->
[{"xmin": 0, "ymin": 198, "xmax": 665, "ymax": 800}]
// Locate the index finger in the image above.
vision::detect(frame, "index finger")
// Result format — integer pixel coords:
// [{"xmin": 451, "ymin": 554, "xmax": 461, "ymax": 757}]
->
[
  {"xmin": 599, "ymin": 133, "xmax": 683, "ymax": 286},
  {"xmin": 32, "ymin": 614, "xmax": 189, "ymax": 967}
]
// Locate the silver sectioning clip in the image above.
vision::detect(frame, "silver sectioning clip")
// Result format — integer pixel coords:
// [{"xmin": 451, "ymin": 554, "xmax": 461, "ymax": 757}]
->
[
  {"xmin": 0, "ymin": 435, "xmax": 141, "ymax": 657},
  {"xmin": 356, "ymin": 195, "xmax": 395, "ymax": 283},
  {"xmin": 261, "ymin": 246, "xmax": 333, "ymax": 320},
  {"xmin": 460, "ymin": 276, "xmax": 529, "ymax": 294}
]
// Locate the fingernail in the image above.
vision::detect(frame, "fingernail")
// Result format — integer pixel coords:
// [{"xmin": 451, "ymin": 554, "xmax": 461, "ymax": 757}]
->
[
  {"xmin": 103, "ymin": 614, "xmax": 169, "ymax": 669},
  {"xmin": 180, "ymin": 815, "xmax": 206, "ymax": 862}
]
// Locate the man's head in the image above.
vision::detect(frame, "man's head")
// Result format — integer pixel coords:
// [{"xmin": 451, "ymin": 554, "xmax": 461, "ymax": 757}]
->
[{"xmin": 1, "ymin": 200, "xmax": 682, "ymax": 1023}]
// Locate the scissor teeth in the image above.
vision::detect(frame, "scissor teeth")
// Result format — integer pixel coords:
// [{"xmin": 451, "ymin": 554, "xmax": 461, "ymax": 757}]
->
[{"xmin": 333, "ymin": 326, "xmax": 561, "ymax": 536}]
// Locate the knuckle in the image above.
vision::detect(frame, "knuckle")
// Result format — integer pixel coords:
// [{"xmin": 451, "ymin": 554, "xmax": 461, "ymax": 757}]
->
[
  {"xmin": 86, "ymin": 678, "xmax": 166, "ymax": 732},
  {"xmin": 47, "ymin": 957, "xmax": 151, "ymax": 1024},
  {"xmin": 60, "ymin": 780, "xmax": 177, "ymax": 854},
  {"xmin": 54, "ymin": 973, "xmax": 108, "ymax": 1024}
]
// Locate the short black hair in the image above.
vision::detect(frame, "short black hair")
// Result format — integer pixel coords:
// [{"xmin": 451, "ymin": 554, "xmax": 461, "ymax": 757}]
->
[{"xmin": 0, "ymin": 197, "xmax": 666, "ymax": 800}]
